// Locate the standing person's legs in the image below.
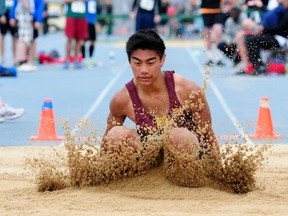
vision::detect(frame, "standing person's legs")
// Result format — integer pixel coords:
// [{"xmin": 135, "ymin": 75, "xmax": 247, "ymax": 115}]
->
[
  {"xmin": 81, "ymin": 40, "xmax": 86, "ymax": 59},
  {"xmin": 64, "ymin": 17, "xmax": 76, "ymax": 68},
  {"xmin": 89, "ymin": 40, "xmax": 95, "ymax": 57},
  {"xmin": 235, "ymin": 18, "xmax": 259, "ymax": 74},
  {"xmin": 16, "ymin": 11, "xmax": 33, "ymax": 66},
  {"xmin": 74, "ymin": 39, "xmax": 84, "ymax": 66},
  {"xmin": 210, "ymin": 13, "xmax": 225, "ymax": 66},
  {"xmin": 80, "ymin": 22, "xmax": 89, "ymax": 59},
  {"xmin": 29, "ymin": 39, "xmax": 36, "ymax": 64},
  {"xmin": 211, "ymin": 23, "xmax": 223, "ymax": 46},
  {"xmin": 81, "ymin": 23, "xmax": 95, "ymax": 59},
  {"xmin": 0, "ymin": 11, "xmax": 9, "ymax": 65},
  {"xmin": 74, "ymin": 18, "xmax": 88, "ymax": 68},
  {"xmin": 27, "ymin": 26, "xmax": 39, "ymax": 66},
  {"xmin": 64, "ymin": 38, "xmax": 72, "ymax": 68},
  {"xmin": 235, "ymin": 31, "xmax": 249, "ymax": 66},
  {"xmin": 203, "ymin": 26, "xmax": 213, "ymax": 65},
  {"xmin": 17, "ymin": 40, "xmax": 27, "ymax": 64},
  {"xmin": 11, "ymin": 34, "xmax": 18, "ymax": 66},
  {"xmin": 88, "ymin": 23, "xmax": 96, "ymax": 58},
  {"xmin": 32, "ymin": 27, "xmax": 38, "ymax": 60},
  {"xmin": 0, "ymin": 32, "xmax": 6, "ymax": 65},
  {"xmin": 202, "ymin": 13, "xmax": 221, "ymax": 66},
  {"xmin": 8, "ymin": 11, "xmax": 18, "ymax": 66}
]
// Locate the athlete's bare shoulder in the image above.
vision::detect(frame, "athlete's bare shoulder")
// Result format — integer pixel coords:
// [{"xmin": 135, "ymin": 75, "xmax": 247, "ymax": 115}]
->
[
  {"xmin": 173, "ymin": 73, "xmax": 202, "ymax": 101},
  {"xmin": 109, "ymin": 86, "xmax": 132, "ymax": 117}
]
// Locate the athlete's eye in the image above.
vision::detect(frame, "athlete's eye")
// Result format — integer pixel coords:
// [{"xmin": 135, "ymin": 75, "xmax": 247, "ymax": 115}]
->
[
  {"xmin": 147, "ymin": 60, "xmax": 155, "ymax": 65},
  {"xmin": 133, "ymin": 61, "xmax": 141, "ymax": 66}
]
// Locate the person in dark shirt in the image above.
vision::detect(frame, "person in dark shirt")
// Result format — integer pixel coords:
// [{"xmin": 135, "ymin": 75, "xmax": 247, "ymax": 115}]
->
[
  {"xmin": 238, "ymin": 0, "xmax": 288, "ymax": 75},
  {"xmin": 200, "ymin": 0, "xmax": 226, "ymax": 66},
  {"xmin": 130, "ymin": 0, "xmax": 161, "ymax": 31}
]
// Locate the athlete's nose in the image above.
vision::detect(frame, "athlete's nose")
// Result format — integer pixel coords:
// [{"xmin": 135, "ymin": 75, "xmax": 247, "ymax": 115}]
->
[{"xmin": 140, "ymin": 63, "xmax": 149, "ymax": 74}]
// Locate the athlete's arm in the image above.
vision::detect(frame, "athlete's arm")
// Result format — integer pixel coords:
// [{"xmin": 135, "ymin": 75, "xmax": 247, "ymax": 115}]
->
[
  {"xmin": 102, "ymin": 88, "xmax": 128, "ymax": 137},
  {"xmin": 174, "ymin": 74, "xmax": 220, "ymax": 159},
  {"xmin": 188, "ymin": 88, "xmax": 220, "ymax": 160}
]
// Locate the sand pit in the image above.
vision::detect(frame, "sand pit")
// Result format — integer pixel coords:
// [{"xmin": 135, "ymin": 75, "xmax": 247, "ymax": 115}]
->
[{"xmin": 0, "ymin": 144, "xmax": 288, "ymax": 216}]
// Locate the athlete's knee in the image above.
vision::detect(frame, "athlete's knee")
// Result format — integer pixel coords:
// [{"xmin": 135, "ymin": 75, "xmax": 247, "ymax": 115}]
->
[
  {"xmin": 101, "ymin": 126, "xmax": 142, "ymax": 153},
  {"xmin": 166, "ymin": 127, "xmax": 200, "ymax": 154},
  {"xmin": 106, "ymin": 126, "xmax": 138, "ymax": 140}
]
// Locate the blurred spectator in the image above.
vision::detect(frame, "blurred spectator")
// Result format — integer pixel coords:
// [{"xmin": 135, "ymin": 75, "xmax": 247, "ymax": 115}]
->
[
  {"xmin": 200, "ymin": 0, "xmax": 226, "ymax": 67},
  {"xmin": 157, "ymin": 0, "xmax": 170, "ymax": 36},
  {"xmin": 217, "ymin": 7, "xmax": 247, "ymax": 66},
  {"xmin": 179, "ymin": 0, "xmax": 202, "ymax": 36},
  {"xmin": 97, "ymin": 0, "xmax": 113, "ymax": 35},
  {"xmin": 0, "ymin": 0, "xmax": 18, "ymax": 66},
  {"xmin": 63, "ymin": 0, "xmax": 88, "ymax": 69},
  {"xmin": 243, "ymin": 0, "xmax": 269, "ymax": 24},
  {"xmin": 166, "ymin": 2, "xmax": 180, "ymax": 36},
  {"xmin": 10, "ymin": 0, "xmax": 44, "ymax": 72},
  {"xmin": 0, "ymin": 2, "xmax": 25, "ymax": 122},
  {"xmin": 130, "ymin": 0, "xmax": 161, "ymax": 31},
  {"xmin": 42, "ymin": 2, "xmax": 49, "ymax": 35},
  {"xmin": 81, "ymin": 0, "xmax": 98, "ymax": 66},
  {"xmin": 236, "ymin": 0, "xmax": 287, "ymax": 75},
  {"xmin": 234, "ymin": 0, "xmax": 273, "ymax": 70}
]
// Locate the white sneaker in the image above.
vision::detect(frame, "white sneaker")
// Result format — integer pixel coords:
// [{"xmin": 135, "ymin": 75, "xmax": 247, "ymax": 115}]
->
[
  {"xmin": 0, "ymin": 104, "xmax": 25, "ymax": 121},
  {"xmin": 18, "ymin": 63, "xmax": 37, "ymax": 72},
  {"xmin": 83, "ymin": 58, "xmax": 102, "ymax": 68}
]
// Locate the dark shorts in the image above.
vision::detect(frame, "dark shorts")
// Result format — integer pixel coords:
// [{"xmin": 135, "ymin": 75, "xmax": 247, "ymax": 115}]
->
[
  {"xmin": 0, "ymin": 10, "xmax": 18, "ymax": 37},
  {"xmin": 136, "ymin": 11, "xmax": 155, "ymax": 31},
  {"xmin": 202, "ymin": 13, "xmax": 225, "ymax": 28},
  {"xmin": 87, "ymin": 23, "xmax": 96, "ymax": 41},
  {"xmin": 65, "ymin": 17, "xmax": 88, "ymax": 40},
  {"xmin": 33, "ymin": 27, "xmax": 38, "ymax": 39}
]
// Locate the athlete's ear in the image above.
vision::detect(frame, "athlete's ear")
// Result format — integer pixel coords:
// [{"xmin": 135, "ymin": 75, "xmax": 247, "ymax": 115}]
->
[{"xmin": 161, "ymin": 53, "xmax": 166, "ymax": 66}]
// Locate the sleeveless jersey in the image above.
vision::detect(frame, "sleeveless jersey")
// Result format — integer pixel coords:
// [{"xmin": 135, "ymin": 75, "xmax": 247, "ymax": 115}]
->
[{"xmin": 125, "ymin": 71, "xmax": 193, "ymax": 139}]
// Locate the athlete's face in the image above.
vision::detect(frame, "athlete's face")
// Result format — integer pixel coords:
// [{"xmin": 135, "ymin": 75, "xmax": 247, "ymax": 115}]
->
[{"xmin": 130, "ymin": 49, "xmax": 166, "ymax": 85}]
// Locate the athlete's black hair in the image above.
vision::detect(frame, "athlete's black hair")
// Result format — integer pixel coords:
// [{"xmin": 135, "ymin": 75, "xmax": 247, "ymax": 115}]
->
[{"xmin": 126, "ymin": 29, "xmax": 166, "ymax": 62}]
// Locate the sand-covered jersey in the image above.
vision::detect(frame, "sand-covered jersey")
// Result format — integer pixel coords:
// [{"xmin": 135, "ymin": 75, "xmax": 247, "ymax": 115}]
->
[{"xmin": 125, "ymin": 71, "xmax": 193, "ymax": 139}]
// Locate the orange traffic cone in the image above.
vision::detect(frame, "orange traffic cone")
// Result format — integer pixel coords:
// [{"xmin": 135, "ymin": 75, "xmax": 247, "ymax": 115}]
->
[
  {"xmin": 30, "ymin": 98, "xmax": 63, "ymax": 141},
  {"xmin": 249, "ymin": 97, "xmax": 282, "ymax": 139}
]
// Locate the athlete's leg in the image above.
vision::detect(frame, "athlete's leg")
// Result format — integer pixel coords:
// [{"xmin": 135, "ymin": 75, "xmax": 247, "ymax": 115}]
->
[
  {"xmin": 165, "ymin": 127, "xmax": 200, "ymax": 158},
  {"xmin": 100, "ymin": 126, "xmax": 143, "ymax": 154}
]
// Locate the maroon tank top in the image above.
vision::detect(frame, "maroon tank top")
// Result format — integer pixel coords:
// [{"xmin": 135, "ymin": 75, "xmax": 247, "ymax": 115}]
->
[{"xmin": 125, "ymin": 71, "xmax": 192, "ymax": 138}]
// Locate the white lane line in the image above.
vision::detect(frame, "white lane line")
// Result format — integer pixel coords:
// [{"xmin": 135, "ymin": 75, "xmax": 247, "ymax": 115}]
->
[
  {"xmin": 186, "ymin": 48, "xmax": 253, "ymax": 145},
  {"xmin": 61, "ymin": 64, "xmax": 128, "ymax": 144},
  {"xmin": 81, "ymin": 64, "xmax": 128, "ymax": 121}
]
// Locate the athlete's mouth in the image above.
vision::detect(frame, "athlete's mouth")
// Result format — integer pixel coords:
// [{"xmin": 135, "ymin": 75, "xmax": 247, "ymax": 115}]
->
[{"xmin": 140, "ymin": 77, "xmax": 150, "ymax": 81}]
